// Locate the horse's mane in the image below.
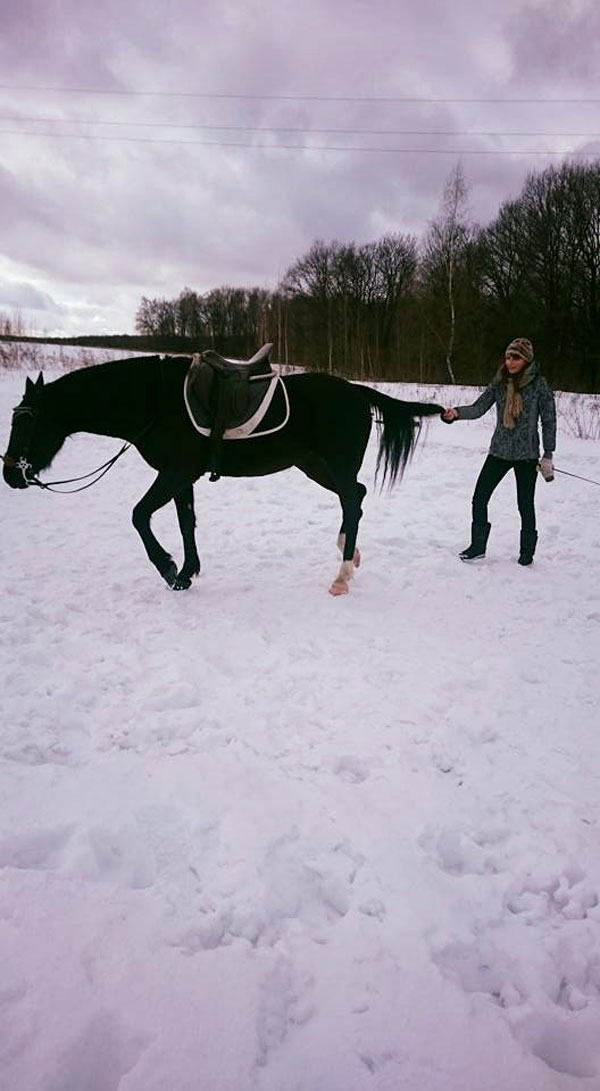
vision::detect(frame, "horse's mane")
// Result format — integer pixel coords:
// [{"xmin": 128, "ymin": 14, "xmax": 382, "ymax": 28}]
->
[
  {"xmin": 45, "ymin": 355, "xmax": 189, "ymax": 409},
  {"xmin": 48, "ymin": 354, "xmax": 169, "ymax": 391}
]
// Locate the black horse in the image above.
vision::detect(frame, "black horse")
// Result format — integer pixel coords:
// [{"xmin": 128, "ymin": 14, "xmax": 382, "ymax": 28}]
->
[{"xmin": 2, "ymin": 352, "xmax": 442, "ymax": 594}]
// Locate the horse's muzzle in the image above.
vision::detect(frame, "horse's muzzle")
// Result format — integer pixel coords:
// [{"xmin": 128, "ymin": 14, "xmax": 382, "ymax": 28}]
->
[{"xmin": 2, "ymin": 455, "xmax": 31, "ymax": 489}]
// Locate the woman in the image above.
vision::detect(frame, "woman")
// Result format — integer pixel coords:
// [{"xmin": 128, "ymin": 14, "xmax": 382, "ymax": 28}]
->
[{"xmin": 442, "ymin": 337, "xmax": 556, "ymax": 565}]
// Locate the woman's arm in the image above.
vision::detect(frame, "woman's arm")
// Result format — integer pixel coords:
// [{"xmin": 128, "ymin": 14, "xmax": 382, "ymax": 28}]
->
[
  {"xmin": 454, "ymin": 384, "xmax": 497, "ymax": 421},
  {"xmin": 539, "ymin": 379, "xmax": 557, "ymax": 455}
]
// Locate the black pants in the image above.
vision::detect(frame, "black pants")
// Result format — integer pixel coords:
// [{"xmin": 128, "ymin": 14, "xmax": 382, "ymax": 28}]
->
[{"xmin": 472, "ymin": 455, "xmax": 538, "ymax": 532}]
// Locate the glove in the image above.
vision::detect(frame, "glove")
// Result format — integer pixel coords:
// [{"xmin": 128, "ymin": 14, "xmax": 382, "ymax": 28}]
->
[{"xmin": 539, "ymin": 456, "xmax": 554, "ymax": 482}]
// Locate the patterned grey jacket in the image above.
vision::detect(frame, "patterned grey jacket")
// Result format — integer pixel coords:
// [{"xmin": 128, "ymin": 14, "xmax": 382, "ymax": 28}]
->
[{"xmin": 456, "ymin": 362, "xmax": 556, "ymax": 460}]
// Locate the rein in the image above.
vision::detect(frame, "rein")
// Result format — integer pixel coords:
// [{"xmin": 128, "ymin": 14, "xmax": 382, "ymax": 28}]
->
[
  {"xmin": 24, "ymin": 442, "xmax": 133, "ymax": 493},
  {"xmin": 2, "ymin": 421, "xmax": 155, "ymax": 493}
]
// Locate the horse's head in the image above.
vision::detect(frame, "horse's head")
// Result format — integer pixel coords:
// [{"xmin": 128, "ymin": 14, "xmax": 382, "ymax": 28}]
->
[{"xmin": 2, "ymin": 373, "xmax": 65, "ymax": 489}]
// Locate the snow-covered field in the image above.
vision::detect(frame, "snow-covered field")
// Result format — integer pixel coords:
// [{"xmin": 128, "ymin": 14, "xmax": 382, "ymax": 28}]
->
[{"xmin": 1, "ymin": 358, "xmax": 600, "ymax": 1091}]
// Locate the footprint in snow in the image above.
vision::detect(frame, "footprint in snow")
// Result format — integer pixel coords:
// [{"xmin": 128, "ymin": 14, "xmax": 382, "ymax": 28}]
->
[
  {"xmin": 333, "ymin": 755, "xmax": 371, "ymax": 784},
  {"xmin": 430, "ymin": 861, "xmax": 600, "ymax": 1078},
  {"xmin": 43, "ymin": 1010, "xmax": 150, "ymax": 1091},
  {"xmin": 255, "ymin": 956, "xmax": 315, "ymax": 1068},
  {"xmin": 419, "ymin": 824, "xmax": 510, "ymax": 877},
  {"xmin": 0, "ymin": 826, "xmax": 74, "ymax": 872}
]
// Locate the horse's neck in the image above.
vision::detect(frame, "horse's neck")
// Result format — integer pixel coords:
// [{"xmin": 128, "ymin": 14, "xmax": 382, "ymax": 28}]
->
[{"xmin": 48, "ymin": 358, "xmax": 167, "ymax": 439}]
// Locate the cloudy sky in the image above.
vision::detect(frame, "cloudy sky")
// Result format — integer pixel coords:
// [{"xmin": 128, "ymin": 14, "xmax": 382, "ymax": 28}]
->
[{"xmin": 1, "ymin": 0, "xmax": 599, "ymax": 336}]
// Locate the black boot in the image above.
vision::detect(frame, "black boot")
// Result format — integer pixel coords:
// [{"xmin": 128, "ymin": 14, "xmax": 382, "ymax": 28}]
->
[
  {"xmin": 518, "ymin": 529, "xmax": 538, "ymax": 566},
  {"xmin": 459, "ymin": 521, "xmax": 491, "ymax": 562}
]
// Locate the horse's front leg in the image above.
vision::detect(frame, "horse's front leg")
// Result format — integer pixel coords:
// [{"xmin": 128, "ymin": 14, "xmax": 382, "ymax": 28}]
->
[
  {"xmin": 171, "ymin": 485, "xmax": 201, "ymax": 590},
  {"xmin": 132, "ymin": 472, "xmax": 197, "ymax": 589}
]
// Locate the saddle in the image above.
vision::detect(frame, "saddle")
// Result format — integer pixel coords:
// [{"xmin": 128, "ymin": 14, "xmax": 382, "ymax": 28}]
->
[
  {"xmin": 184, "ymin": 343, "xmax": 288, "ymax": 481},
  {"xmin": 202, "ymin": 342, "xmax": 274, "ymax": 378}
]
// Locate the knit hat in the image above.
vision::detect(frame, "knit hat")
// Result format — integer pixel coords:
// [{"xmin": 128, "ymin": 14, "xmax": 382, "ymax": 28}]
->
[{"xmin": 505, "ymin": 337, "xmax": 534, "ymax": 362}]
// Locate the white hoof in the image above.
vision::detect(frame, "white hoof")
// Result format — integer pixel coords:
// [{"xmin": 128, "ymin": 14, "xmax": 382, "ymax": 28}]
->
[
  {"xmin": 328, "ymin": 559, "xmax": 354, "ymax": 596},
  {"xmin": 329, "ymin": 578, "xmax": 349, "ymax": 596}
]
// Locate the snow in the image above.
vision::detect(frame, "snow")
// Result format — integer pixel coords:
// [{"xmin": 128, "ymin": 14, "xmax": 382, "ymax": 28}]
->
[{"xmin": 1, "ymin": 361, "xmax": 600, "ymax": 1091}]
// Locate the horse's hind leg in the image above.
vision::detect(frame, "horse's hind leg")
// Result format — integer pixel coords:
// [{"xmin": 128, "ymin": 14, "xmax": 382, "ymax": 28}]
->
[
  {"xmin": 172, "ymin": 486, "xmax": 201, "ymax": 590},
  {"xmin": 328, "ymin": 474, "xmax": 366, "ymax": 595},
  {"xmin": 296, "ymin": 455, "xmax": 366, "ymax": 595},
  {"xmin": 132, "ymin": 471, "xmax": 197, "ymax": 589},
  {"xmin": 337, "ymin": 481, "xmax": 367, "ymax": 569}
]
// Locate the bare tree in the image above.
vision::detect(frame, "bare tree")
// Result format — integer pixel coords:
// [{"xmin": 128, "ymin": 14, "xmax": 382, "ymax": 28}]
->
[
  {"xmin": 422, "ymin": 163, "xmax": 471, "ymax": 383},
  {"xmin": 282, "ymin": 240, "xmax": 339, "ymax": 370}
]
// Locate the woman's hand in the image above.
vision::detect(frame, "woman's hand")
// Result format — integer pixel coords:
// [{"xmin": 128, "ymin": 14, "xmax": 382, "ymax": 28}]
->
[
  {"xmin": 538, "ymin": 456, "xmax": 554, "ymax": 482},
  {"xmin": 441, "ymin": 407, "xmax": 459, "ymax": 423}
]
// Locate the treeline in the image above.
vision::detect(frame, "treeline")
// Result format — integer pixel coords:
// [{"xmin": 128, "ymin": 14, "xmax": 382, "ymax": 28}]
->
[
  {"xmin": 135, "ymin": 160, "xmax": 600, "ymax": 393},
  {"xmin": 0, "ymin": 331, "xmax": 197, "ymax": 354}
]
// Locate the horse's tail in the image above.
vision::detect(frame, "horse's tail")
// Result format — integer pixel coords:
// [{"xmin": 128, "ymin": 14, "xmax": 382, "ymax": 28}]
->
[{"xmin": 360, "ymin": 387, "xmax": 444, "ymax": 489}]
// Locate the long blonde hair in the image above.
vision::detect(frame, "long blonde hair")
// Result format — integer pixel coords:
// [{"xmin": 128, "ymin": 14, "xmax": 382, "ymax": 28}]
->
[{"xmin": 498, "ymin": 360, "xmax": 535, "ymax": 429}]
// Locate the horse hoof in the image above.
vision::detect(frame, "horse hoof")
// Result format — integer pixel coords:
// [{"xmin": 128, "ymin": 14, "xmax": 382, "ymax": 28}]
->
[
  {"xmin": 172, "ymin": 575, "xmax": 192, "ymax": 591},
  {"xmin": 328, "ymin": 579, "xmax": 349, "ymax": 596},
  {"xmin": 162, "ymin": 562, "xmax": 178, "ymax": 587}
]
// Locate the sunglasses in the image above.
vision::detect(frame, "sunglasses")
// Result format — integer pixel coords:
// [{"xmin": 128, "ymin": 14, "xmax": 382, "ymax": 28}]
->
[{"xmin": 505, "ymin": 352, "xmax": 524, "ymax": 360}]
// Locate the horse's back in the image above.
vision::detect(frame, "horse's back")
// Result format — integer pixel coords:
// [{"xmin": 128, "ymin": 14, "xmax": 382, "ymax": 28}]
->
[
  {"xmin": 283, "ymin": 371, "xmax": 370, "ymax": 426},
  {"xmin": 280, "ymin": 371, "xmax": 373, "ymax": 473}
]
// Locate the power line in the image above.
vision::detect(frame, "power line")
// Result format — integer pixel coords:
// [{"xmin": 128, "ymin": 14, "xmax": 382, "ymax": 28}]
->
[
  {"xmin": 1, "ymin": 84, "xmax": 600, "ymax": 105},
  {"xmin": 2, "ymin": 114, "xmax": 599, "ymax": 139},
  {"xmin": 1, "ymin": 129, "xmax": 598, "ymax": 156}
]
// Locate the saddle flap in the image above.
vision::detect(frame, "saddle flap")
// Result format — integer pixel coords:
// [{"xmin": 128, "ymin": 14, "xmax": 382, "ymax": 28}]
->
[{"xmin": 184, "ymin": 363, "xmax": 289, "ymax": 441}]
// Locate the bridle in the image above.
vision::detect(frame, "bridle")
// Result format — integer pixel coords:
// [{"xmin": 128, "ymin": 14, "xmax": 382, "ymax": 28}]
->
[
  {"xmin": 1, "ymin": 452, "xmax": 35, "ymax": 484},
  {"xmin": 2, "ymin": 404, "xmax": 136, "ymax": 493},
  {"xmin": 1, "ymin": 405, "xmax": 38, "ymax": 486}
]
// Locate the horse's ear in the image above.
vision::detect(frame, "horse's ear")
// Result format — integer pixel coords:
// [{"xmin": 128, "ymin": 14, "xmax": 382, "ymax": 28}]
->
[
  {"xmin": 25, "ymin": 376, "xmax": 34, "ymax": 394},
  {"xmin": 35, "ymin": 372, "xmax": 45, "ymax": 387}
]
